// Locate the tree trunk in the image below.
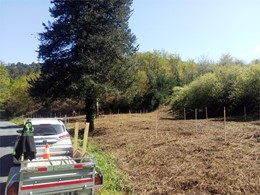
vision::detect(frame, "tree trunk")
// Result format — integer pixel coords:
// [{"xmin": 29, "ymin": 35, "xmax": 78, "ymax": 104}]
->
[{"xmin": 85, "ymin": 96, "xmax": 96, "ymax": 132}]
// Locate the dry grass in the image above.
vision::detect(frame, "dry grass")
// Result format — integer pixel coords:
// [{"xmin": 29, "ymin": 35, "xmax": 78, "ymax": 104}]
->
[{"xmin": 68, "ymin": 108, "xmax": 260, "ymax": 194}]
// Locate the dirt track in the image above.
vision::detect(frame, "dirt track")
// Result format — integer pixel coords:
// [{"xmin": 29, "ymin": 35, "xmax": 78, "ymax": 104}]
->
[{"xmin": 81, "ymin": 109, "xmax": 260, "ymax": 194}]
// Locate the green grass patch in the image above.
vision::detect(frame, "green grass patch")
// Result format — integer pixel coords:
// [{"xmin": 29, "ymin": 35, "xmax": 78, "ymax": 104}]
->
[
  {"xmin": 79, "ymin": 138, "xmax": 133, "ymax": 195},
  {"xmin": 10, "ymin": 116, "xmax": 24, "ymax": 126}
]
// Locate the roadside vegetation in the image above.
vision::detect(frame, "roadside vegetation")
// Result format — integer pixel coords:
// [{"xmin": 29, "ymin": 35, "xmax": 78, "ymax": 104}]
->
[
  {"xmin": 75, "ymin": 136, "xmax": 132, "ymax": 195},
  {"xmin": 86, "ymin": 139, "xmax": 132, "ymax": 195},
  {"xmin": 10, "ymin": 117, "xmax": 24, "ymax": 126}
]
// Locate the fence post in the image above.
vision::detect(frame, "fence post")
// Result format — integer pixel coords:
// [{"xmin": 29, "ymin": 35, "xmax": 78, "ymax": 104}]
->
[
  {"xmin": 65, "ymin": 114, "xmax": 67, "ymax": 127},
  {"xmin": 205, "ymin": 107, "xmax": 208, "ymax": 119},
  {"xmin": 184, "ymin": 108, "xmax": 186, "ymax": 120},
  {"xmin": 155, "ymin": 111, "xmax": 158, "ymax": 138},
  {"xmin": 224, "ymin": 107, "xmax": 227, "ymax": 142},
  {"xmin": 96, "ymin": 100, "xmax": 99, "ymax": 117},
  {"xmin": 195, "ymin": 108, "xmax": 198, "ymax": 130},
  {"xmin": 244, "ymin": 106, "xmax": 247, "ymax": 121}
]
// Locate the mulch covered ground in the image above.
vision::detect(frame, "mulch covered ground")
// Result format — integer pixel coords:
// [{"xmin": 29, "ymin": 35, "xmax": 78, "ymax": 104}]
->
[{"xmin": 74, "ymin": 109, "xmax": 260, "ymax": 194}]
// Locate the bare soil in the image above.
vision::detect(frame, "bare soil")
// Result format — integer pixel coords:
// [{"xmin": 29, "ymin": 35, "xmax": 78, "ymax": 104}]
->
[{"xmin": 72, "ymin": 108, "xmax": 260, "ymax": 194}]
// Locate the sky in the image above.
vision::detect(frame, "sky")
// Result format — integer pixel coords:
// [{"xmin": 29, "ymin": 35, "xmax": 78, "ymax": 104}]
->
[{"xmin": 1, "ymin": 0, "xmax": 260, "ymax": 64}]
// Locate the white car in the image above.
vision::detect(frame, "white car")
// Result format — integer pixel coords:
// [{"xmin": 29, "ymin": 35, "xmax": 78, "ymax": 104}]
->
[{"xmin": 14, "ymin": 118, "xmax": 73, "ymax": 163}]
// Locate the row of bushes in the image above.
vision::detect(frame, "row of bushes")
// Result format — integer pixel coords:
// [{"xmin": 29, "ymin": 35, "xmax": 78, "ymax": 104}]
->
[{"xmin": 171, "ymin": 64, "xmax": 260, "ymax": 118}]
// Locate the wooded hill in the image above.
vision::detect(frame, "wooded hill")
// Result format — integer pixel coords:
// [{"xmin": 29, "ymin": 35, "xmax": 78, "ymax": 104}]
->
[{"xmin": 0, "ymin": 52, "xmax": 259, "ymax": 118}]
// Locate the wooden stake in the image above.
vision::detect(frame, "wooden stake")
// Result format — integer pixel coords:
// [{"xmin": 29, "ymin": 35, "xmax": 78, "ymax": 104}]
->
[
  {"xmin": 205, "ymin": 107, "xmax": 208, "ymax": 119},
  {"xmin": 184, "ymin": 108, "xmax": 186, "ymax": 120},
  {"xmin": 156, "ymin": 111, "xmax": 158, "ymax": 138},
  {"xmin": 244, "ymin": 106, "xmax": 247, "ymax": 121},
  {"xmin": 96, "ymin": 100, "xmax": 99, "ymax": 117},
  {"xmin": 81, "ymin": 122, "xmax": 90, "ymax": 158},
  {"xmin": 73, "ymin": 122, "xmax": 79, "ymax": 157},
  {"xmin": 259, "ymin": 98, "xmax": 260, "ymax": 122},
  {"xmin": 224, "ymin": 107, "xmax": 227, "ymax": 142},
  {"xmin": 258, "ymin": 92, "xmax": 260, "ymax": 137},
  {"xmin": 195, "ymin": 108, "xmax": 198, "ymax": 130},
  {"xmin": 64, "ymin": 114, "xmax": 67, "ymax": 127}
]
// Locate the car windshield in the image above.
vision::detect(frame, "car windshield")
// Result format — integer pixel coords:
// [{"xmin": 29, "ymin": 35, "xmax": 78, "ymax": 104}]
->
[{"xmin": 33, "ymin": 124, "xmax": 65, "ymax": 136}]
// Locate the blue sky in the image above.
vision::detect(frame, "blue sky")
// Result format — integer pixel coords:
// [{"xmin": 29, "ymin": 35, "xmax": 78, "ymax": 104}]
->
[{"xmin": 1, "ymin": 0, "xmax": 260, "ymax": 64}]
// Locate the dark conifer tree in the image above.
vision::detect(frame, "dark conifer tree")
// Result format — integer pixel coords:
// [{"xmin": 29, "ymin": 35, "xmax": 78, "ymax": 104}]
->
[{"xmin": 29, "ymin": 0, "xmax": 137, "ymax": 131}]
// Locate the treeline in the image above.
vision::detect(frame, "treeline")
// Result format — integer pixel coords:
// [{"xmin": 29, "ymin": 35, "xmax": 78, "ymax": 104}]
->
[
  {"xmin": 0, "ymin": 52, "xmax": 259, "ymax": 118},
  {"xmin": 6, "ymin": 62, "xmax": 41, "ymax": 79},
  {"xmin": 1, "ymin": 52, "xmax": 194, "ymax": 116},
  {"xmin": 0, "ymin": 61, "xmax": 39, "ymax": 116},
  {"xmin": 102, "ymin": 51, "xmax": 198, "ymax": 113},
  {"xmin": 0, "ymin": 61, "xmax": 81, "ymax": 116}
]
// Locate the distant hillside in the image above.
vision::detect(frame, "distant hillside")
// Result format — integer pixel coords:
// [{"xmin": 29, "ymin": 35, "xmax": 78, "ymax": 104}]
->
[{"xmin": 6, "ymin": 62, "xmax": 41, "ymax": 79}]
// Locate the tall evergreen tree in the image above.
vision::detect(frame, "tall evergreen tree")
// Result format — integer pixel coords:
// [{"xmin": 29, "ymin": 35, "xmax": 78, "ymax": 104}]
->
[{"xmin": 29, "ymin": 0, "xmax": 137, "ymax": 131}]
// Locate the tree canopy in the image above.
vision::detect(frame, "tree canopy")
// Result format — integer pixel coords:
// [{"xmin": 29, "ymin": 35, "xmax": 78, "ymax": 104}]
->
[
  {"xmin": 6, "ymin": 62, "xmax": 41, "ymax": 79},
  {"xmin": 29, "ymin": 0, "xmax": 137, "ymax": 131},
  {"xmin": 0, "ymin": 62, "xmax": 11, "ymax": 108}
]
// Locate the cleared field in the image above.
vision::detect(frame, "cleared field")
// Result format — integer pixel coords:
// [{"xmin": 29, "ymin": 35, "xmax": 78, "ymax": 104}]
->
[{"xmin": 71, "ymin": 109, "xmax": 260, "ymax": 194}]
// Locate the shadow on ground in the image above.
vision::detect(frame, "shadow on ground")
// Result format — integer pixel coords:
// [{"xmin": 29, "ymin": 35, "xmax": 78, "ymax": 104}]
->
[
  {"xmin": 0, "ymin": 135, "xmax": 17, "ymax": 147},
  {"xmin": 0, "ymin": 154, "xmax": 13, "ymax": 194},
  {"xmin": 0, "ymin": 125, "xmax": 22, "ymax": 130}
]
